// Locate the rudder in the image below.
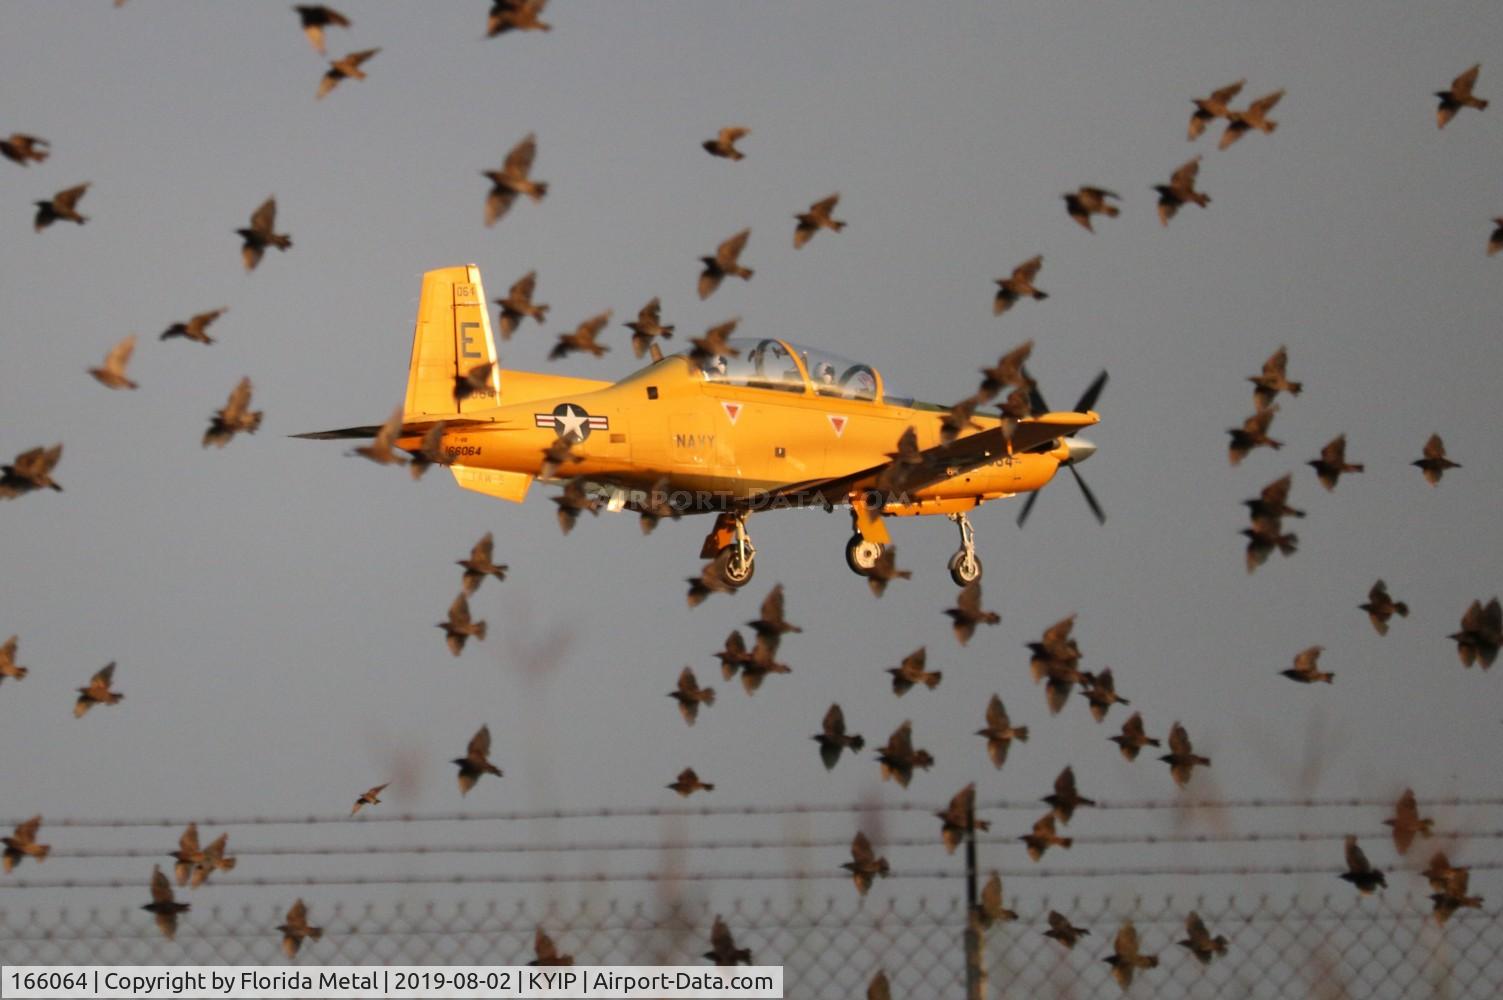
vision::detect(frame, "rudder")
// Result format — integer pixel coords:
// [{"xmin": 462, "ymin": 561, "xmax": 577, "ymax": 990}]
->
[{"xmin": 404, "ymin": 265, "xmax": 503, "ymax": 419}]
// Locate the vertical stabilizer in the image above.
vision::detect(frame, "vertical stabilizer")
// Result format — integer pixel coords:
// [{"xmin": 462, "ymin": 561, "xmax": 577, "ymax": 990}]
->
[{"xmin": 404, "ymin": 265, "xmax": 503, "ymax": 418}]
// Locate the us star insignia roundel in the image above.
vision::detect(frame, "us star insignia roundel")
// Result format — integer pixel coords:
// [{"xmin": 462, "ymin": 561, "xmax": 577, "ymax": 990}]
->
[{"xmin": 534, "ymin": 403, "xmax": 609, "ymax": 442}]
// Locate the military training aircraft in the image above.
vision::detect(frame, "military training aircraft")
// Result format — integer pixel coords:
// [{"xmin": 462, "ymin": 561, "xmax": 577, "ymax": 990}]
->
[{"xmin": 299, "ymin": 265, "xmax": 1104, "ymax": 588}]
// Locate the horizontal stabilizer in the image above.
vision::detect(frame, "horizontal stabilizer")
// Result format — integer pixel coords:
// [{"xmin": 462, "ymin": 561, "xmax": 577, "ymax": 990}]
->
[
  {"xmin": 451, "ymin": 465, "xmax": 533, "ymax": 503},
  {"xmin": 291, "ymin": 419, "xmax": 486, "ymax": 441}
]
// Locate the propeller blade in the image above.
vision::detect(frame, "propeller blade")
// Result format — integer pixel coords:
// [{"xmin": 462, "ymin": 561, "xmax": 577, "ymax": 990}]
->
[
  {"xmin": 1067, "ymin": 463, "xmax": 1106, "ymax": 524},
  {"xmin": 1015, "ymin": 489, "xmax": 1041, "ymax": 528},
  {"xmin": 1020, "ymin": 366, "xmax": 1049, "ymax": 417},
  {"xmin": 1073, "ymin": 370, "xmax": 1109, "ymax": 414}
]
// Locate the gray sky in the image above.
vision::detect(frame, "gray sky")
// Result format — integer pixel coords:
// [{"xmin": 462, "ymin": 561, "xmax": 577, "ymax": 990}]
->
[{"xmin": 2, "ymin": 0, "xmax": 1501, "ymax": 924}]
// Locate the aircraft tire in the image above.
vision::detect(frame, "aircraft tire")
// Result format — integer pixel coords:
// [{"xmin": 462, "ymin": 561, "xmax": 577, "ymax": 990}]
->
[
  {"xmin": 948, "ymin": 550, "xmax": 982, "ymax": 586},
  {"xmin": 712, "ymin": 545, "xmax": 755, "ymax": 588},
  {"xmin": 845, "ymin": 536, "xmax": 885, "ymax": 576}
]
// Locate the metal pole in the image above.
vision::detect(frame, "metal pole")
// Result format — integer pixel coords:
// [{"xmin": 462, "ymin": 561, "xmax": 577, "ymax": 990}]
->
[{"xmin": 964, "ymin": 793, "xmax": 986, "ymax": 1000}]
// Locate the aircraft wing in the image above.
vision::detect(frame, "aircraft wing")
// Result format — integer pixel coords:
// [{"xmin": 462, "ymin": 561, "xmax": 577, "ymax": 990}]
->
[{"xmin": 764, "ymin": 411, "xmax": 1097, "ymax": 506}]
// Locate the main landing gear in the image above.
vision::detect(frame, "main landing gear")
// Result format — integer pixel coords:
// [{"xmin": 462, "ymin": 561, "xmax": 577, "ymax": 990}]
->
[
  {"xmin": 845, "ymin": 535, "xmax": 885, "ymax": 574},
  {"xmin": 946, "ymin": 511, "xmax": 982, "ymax": 585},
  {"xmin": 700, "ymin": 511, "xmax": 756, "ymax": 589}
]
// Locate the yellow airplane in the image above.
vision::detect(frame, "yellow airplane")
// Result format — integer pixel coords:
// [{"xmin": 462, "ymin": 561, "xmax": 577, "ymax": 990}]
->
[{"xmin": 299, "ymin": 265, "xmax": 1104, "ymax": 587}]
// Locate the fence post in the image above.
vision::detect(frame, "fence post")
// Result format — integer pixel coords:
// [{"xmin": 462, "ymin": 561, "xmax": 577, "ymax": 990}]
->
[{"xmin": 964, "ymin": 793, "xmax": 986, "ymax": 1000}]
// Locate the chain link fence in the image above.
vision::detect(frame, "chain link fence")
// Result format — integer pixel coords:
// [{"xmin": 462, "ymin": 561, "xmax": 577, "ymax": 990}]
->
[{"xmin": 3, "ymin": 891, "xmax": 1500, "ymax": 998}]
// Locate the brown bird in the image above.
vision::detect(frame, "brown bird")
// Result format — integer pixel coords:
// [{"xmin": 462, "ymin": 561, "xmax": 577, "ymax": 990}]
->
[
  {"xmin": 539, "ymin": 437, "xmax": 578, "ymax": 480},
  {"xmin": 1383, "ymin": 788, "xmax": 1434, "ymax": 856},
  {"xmin": 457, "ymin": 533, "xmax": 507, "ymax": 595},
  {"xmin": 992, "ymin": 255, "xmax": 1047, "ymax": 315},
  {"xmin": 1080, "ymin": 668, "xmax": 1129, "ymax": 722},
  {"xmin": 1450, "ymin": 597, "xmax": 1501, "ymax": 668},
  {"xmin": 1104, "ymin": 920, "xmax": 1159, "ymax": 990},
  {"xmin": 88, "ymin": 334, "xmax": 138, "ymax": 389},
  {"xmin": 549, "ymin": 310, "xmax": 611, "ymax": 360},
  {"xmin": 634, "ymin": 477, "xmax": 679, "ymax": 534},
  {"xmin": 453, "ymin": 725, "xmax": 503, "ymax": 795},
  {"xmin": 1179, "ymin": 911, "xmax": 1228, "ymax": 965},
  {"xmin": 1020, "ymin": 812, "xmax": 1072, "ymax": 862},
  {"xmin": 669, "ymin": 666, "xmax": 715, "ymax": 726},
  {"xmin": 794, "ymin": 193, "xmax": 845, "ymax": 248},
  {"xmin": 1308, "ymin": 434, "xmax": 1363, "ymax": 491},
  {"xmin": 748, "ymin": 584, "xmax": 802, "ymax": 657},
  {"xmin": 437, "ymin": 594, "xmax": 487, "ymax": 656},
  {"xmin": 1160, "ymin": 722, "xmax": 1211, "ymax": 787},
  {"xmin": 160, "ymin": 306, "xmax": 227, "ymax": 345},
  {"xmin": 1109, "ymin": 712, "xmax": 1160, "ymax": 762},
  {"xmin": 1062, "ymin": 187, "xmax": 1120, "ymax": 232},
  {"xmin": 1043, "ymin": 766, "xmax": 1096, "ymax": 825},
  {"xmin": 867, "ymin": 971, "xmax": 891, "ymax": 1000},
  {"xmin": 237, "ymin": 196, "xmax": 291, "ymax": 271},
  {"xmin": 294, "ymin": 5, "xmax": 350, "ymax": 55},
  {"xmin": 1489, "ymin": 217, "xmax": 1503, "ymax": 256},
  {"xmin": 317, "ymin": 48, "xmax": 379, "ymax": 99},
  {"xmin": 0, "ymin": 133, "xmax": 49, "ymax": 165},
  {"xmin": 1227, "ymin": 405, "xmax": 1281, "ymax": 465},
  {"xmin": 686, "ymin": 560, "xmax": 736, "ymax": 608},
  {"xmin": 530, "ymin": 927, "xmax": 573, "ymax": 966},
  {"xmin": 698, "ymin": 229, "xmax": 753, "ymax": 300},
  {"xmin": 1281, "ymin": 645, "xmax": 1334, "ymax": 685},
  {"xmin": 976, "ymin": 872, "xmax": 1018, "ymax": 927},
  {"xmin": 876, "ymin": 720, "xmax": 934, "ymax": 788},
  {"xmin": 875, "ymin": 426, "xmax": 925, "ymax": 495},
  {"xmin": 0, "ymin": 444, "xmax": 64, "ymax": 498},
  {"xmin": 736, "ymin": 640, "xmax": 791, "ymax": 695},
  {"xmin": 351, "ymin": 406, "xmax": 406, "ymax": 465},
  {"xmin": 1413, "ymin": 433, "xmax": 1460, "ymax": 485},
  {"xmin": 1029, "ymin": 614, "xmax": 1082, "ymax": 679},
  {"xmin": 1339, "ymin": 835, "xmax": 1387, "ymax": 894},
  {"xmin": 1044, "ymin": 910, "xmax": 1089, "ymax": 949},
  {"xmin": 704, "ymin": 915, "xmax": 751, "ymax": 966},
  {"xmin": 2, "ymin": 816, "xmax": 48, "ymax": 872},
  {"xmin": 935, "ymin": 783, "xmax": 990, "ymax": 854},
  {"xmin": 169, "ymin": 823, "xmax": 204, "ymax": 885},
  {"xmin": 487, "ymin": 0, "xmax": 550, "ymax": 36},
  {"xmin": 702, "ymin": 126, "xmax": 749, "ymax": 161},
  {"xmin": 843, "ymin": 831, "xmax": 891, "ymax": 895},
  {"xmin": 142, "ymin": 866, "xmax": 189, "ymax": 940},
  {"xmin": 1244, "ymin": 474, "xmax": 1304, "ymax": 528},
  {"xmin": 813, "ymin": 703, "xmax": 864, "ymax": 770},
  {"xmin": 667, "ymin": 767, "xmax": 713, "ymax": 797},
  {"xmin": 976, "ymin": 695, "xmax": 1028, "ymax": 769},
  {"xmin": 689, "ymin": 318, "xmax": 741, "ymax": 365},
  {"xmin": 1241, "ymin": 520, "xmax": 1298, "ymax": 573},
  {"xmin": 278, "ymin": 898, "xmax": 323, "ymax": 959},
  {"xmin": 1249, "ymin": 346, "xmax": 1302, "ymax": 409},
  {"xmin": 866, "ymin": 546, "xmax": 913, "ymax": 598},
  {"xmin": 191, "ymin": 833, "xmax": 236, "ymax": 888},
  {"xmin": 1424, "ymin": 851, "xmax": 1462, "ymax": 893},
  {"xmin": 1154, "ymin": 156, "xmax": 1210, "ymax": 225},
  {"xmin": 405, "ymin": 422, "xmax": 450, "ymax": 480},
  {"xmin": 34, "ymin": 182, "xmax": 89, "ymax": 231},
  {"xmin": 939, "ymin": 395, "xmax": 984, "ymax": 444},
  {"xmin": 74, "ymin": 662, "xmax": 123, "ymax": 718},
  {"xmin": 625, "ymin": 298, "xmax": 674, "ymax": 358},
  {"xmin": 1437, "ymin": 64, "xmax": 1488, "ymax": 128},
  {"xmin": 495, "ymin": 271, "xmax": 550, "ymax": 339},
  {"xmin": 457, "ymin": 367, "xmax": 495, "ymax": 407},
  {"xmin": 1429, "ymin": 866, "xmax": 1484, "ymax": 926},
  {"xmin": 351, "ymin": 782, "xmax": 388, "ymax": 816},
  {"xmin": 0, "ymin": 635, "xmax": 28, "ymax": 684},
  {"xmin": 713, "ymin": 631, "xmax": 751, "ymax": 682},
  {"xmin": 1219, "ymin": 89, "xmax": 1284, "ymax": 149},
  {"xmin": 1359, "ymin": 580, "xmax": 1409, "ymax": 636},
  {"xmin": 553, "ymin": 477, "xmax": 601, "ymax": 535},
  {"xmin": 977, "ymin": 340, "xmax": 1034, "ymax": 400},
  {"xmin": 483, "ymin": 133, "xmax": 548, "ymax": 226},
  {"xmin": 887, "ymin": 647, "xmax": 941, "ymax": 696},
  {"xmin": 945, "ymin": 581, "xmax": 1000, "ymax": 646},
  {"xmin": 203, "ymin": 377, "xmax": 263, "ymax": 448},
  {"xmin": 1188, "ymin": 79, "xmax": 1245, "ymax": 140}
]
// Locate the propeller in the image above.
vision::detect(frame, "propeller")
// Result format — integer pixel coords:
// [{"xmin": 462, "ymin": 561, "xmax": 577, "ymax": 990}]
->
[{"xmin": 1015, "ymin": 369, "xmax": 1108, "ymax": 527}]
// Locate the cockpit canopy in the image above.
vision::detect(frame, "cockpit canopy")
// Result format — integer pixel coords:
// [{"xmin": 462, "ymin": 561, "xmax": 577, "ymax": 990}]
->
[{"xmin": 681, "ymin": 337, "xmax": 906, "ymax": 404}]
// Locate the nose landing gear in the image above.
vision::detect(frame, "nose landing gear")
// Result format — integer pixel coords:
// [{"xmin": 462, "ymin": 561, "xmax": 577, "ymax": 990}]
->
[
  {"xmin": 947, "ymin": 511, "xmax": 982, "ymax": 585},
  {"xmin": 700, "ymin": 511, "xmax": 756, "ymax": 588}
]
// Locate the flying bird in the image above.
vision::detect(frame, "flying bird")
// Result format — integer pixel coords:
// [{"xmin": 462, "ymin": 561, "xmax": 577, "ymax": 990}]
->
[
  {"xmin": 992, "ymin": 255, "xmax": 1048, "ymax": 315},
  {"xmin": 237, "ymin": 196, "xmax": 291, "ymax": 271},
  {"xmin": 747, "ymin": 584, "xmax": 802, "ymax": 657},
  {"xmin": 1227, "ymin": 406, "xmax": 1281, "ymax": 465},
  {"xmin": 634, "ymin": 477, "xmax": 678, "ymax": 534},
  {"xmin": 667, "ymin": 767, "xmax": 713, "ymax": 797},
  {"xmin": 1080, "ymin": 668, "xmax": 1129, "ymax": 722},
  {"xmin": 866, "ymin": 546, "xmax": 912, "ymax": 598},
  {"xmin": 530, "ymin": 928, "xmax": 573, "ymax": 966},
  {"xmin": 0, "ymin": 635, "xmax": 28, "ymax": 684},
  {"xmin": 842, "ymin": 831, "xmax": 891, "ymax": 895},
  {"xmin": 703, "ymin": 916, "xmax": 752, "ymax": 966},
  {"xmin": 1413, "ymin": 434, "xmax": 1460, "ymax": 485},
  {"xmin": 34, "ymin": 182, "xmax": 90, "ymax": 231},
  {"xmin": 487, "ymin": 0, "xmax": 551, "ymax": 36},
  {"xmin": 876, "ymin": 720, "xmax": 933, "ymax": 788},
  {"xmin": 495, "ymin": 271, "xmax": 550, "ymax": 339},
  {"xmin": 668, "ymin": 666, "xmax": 715, "ymax": 726},
  {"xmin": 1249, "ymin": 346, "xmax": 1302, "ymax": 409},
  {"xmin": 437, "ymin": 593, "xmax": 487, "ymax": 656},
  {"xmin": 317, "ymin": 48, "xmax": 379, "ymax": 99},
  {"xmin": 203, "ymin": 377, "xmax": 263, "ymax": 448},
  {"xmin": 1384, "ymin": 788, "xmax": 1434, "ymax": 856},
  {"xmin": 867, "ymin": 972, "xmax": 891, "ymax": 1000},
  {"xmin": 1489, "ymin": 217, "xmax": 1503, "ymax": 256},
  {"xmin": 887, "ymin": 647, "xmax": 941, "ymax": 696},
  {"xmin": 142, "ymin": 866, "xmax": 189, "ymax": 940},
  {"xmin": 939, "ymin": 396, "xmax": 983, "ymax": 444},
  {"xmin": 539, "ymin": 437, "xmax": 578, "ymax": 480},
  {"xmin": 625, "ymin": 298, "xmax": 674, "ymax": 358},
  {"xmin": 735, "ymin": 640, "xmax": 791, "ymax": 695},
  {"xmin": 976, "ymin": 695, "xmax": 1028, "ymax": 769},
  {"xmin": 0, "ymin": 133, "xmax": 49, "ymax": 165},
  {"xmin": 456, "ymin": 361, "xmax": 493, "ymax": 405},
  {"xmin": 351, "ymin": 407, "xmax": 406, "ymax": 465},
  {"xmin": 1043, "ymin": 766, "xmax": 1096, "ymax": 824},
  {"xmin": 1429, "ymin": 866, "xmax": 1484, "ymax": 926},
  {"xmin": 686, "ymin": 560, "xmax": 736, "ymax": 608},
  {"xmin": 191, "ymin": 833, "xmax": 236, "ymax": 888},
  {"xmin": 813, "ymin": 703, "xmax": 864, "ymax": 770},
  {"xmin": 160, "ymin": 307, "xmax": 227, "ymax": 345},
  {"xmin": 1020, "ymin": 812, "xmax": 1071, "ymax": 862},
  {"xmin": 74, "ymin": 662, "xmax": 123, "ymax": 717},
  {"xmin": 1359, "ymin": 580, "xmax": 1409, "ymax": 636},
  {"xmin": 977, "ymin": 340, "xmax": 1034, "ymax": 399},
  {"xmin": 1104, "ymin": 920, "xmax": 1159, "ymax": 990},
  {"xmin": 169, "ymin": 824, "xmax": 204, "ymax": 885},
  {"xmin": 88, "ymin": 334, "xmax": 138, "ymax": 389},
  {"xmin": 794, "ymin": 193, "xmax": 845, "ymax": 248},
  {"xmin": 1339, "ymin": 835, "xmax": 1387, "ymax": 894},
  {"xmin": 483, "ymin": 134, "xmax": 547, "ymax": 226},
  {"xmin": 549, "ymin": 310, "xmax": 611, "ymax": 360},
  {"xmin": 406, "ymin": 423, "xmax": 450, "ymax": 480},
  {"xmin": 351, "ymin": 783, "xmax": 389, "ymax": 816},
  {"xmin": 0, "ymin": 444, "xmax": 64, "ymax": 498},
  {"xmin": 945, "ymin": 581, "xmax": 1000, "ymax": 646},
  {"xmin": 1187, "ymin": 79, "xmax": 1245, "ymax": 140},
  {"xmin": 457, "ymin": 533, "xmax": 508, "ymax": 595},
  {"xmin": 689, "ymin": 318, "xmax": 741, "ymax": 364},
  {"xmin": 1241, "ymin": 520, "xmax": 1298, "ymax": 573},
  {"xmin": 1449, "ymin": 597, "xmax": 1501, "ymax": 668},
  {"xmin": 1062, "ymin": 187, "xmax": 1120, "ymax": 232},
  {"xmin": 294, "ymin": 6, "xmax": 350, "ymax": 55},
  {"xmin": 553, "ymin": 477, "xmax": 601, "ymax": 534},
  {"xmin": 1243, "ymin": 474, "xmax": 1304, "ymax": 529},
  {"xmin": 1281, "ymin": 645, "xmax": 1334, "ymax": 684},
  {"xmin": 1160, "ymin": 722, "xmax": 1211, "ymax": 787},
  {"xmin": 2, "ymin": 816, "xmax": 48, "ymax": 872},
  {"xmin": 1436, "ymin": 64, "xmax": 1488, "ymax": 128},
  {"xmin": 935, "ymin": 784, "xmax": 989, "ymax": 854},
  {"xmin": 698, "ymin": 229, "xmax": 753, "ymax": 300},
  {"xmin": 1179, "ymin": 911, "xmax": 1228, "ymax": 965},
  {"xmin": 702, "ymin": 126, "xmax": 749, "ymax": 160},
  {"xmin": 1109, "ymin": 712, "xmax": 1160, "ymax": 762},
  {"xmin": 976, "ymin": 872, "xmax": 1017, "ymax": 927},
  {"xmin": 278, "ymin": 899, "xmax": 323, "ymax": 959},
  {"xmin": 1219, "ymin": 89, "xmax": 1284, "ymax": 149},
  {"xmin": 1154, "ymin": 157, "xmax": 1209, "ymax": 225},
  {"xmin": 452, "ymin": 725, "xmax": 503, "ymax": 795},
  {"xmin": 1308, "ymin": 435, "xmax": 1363, "ymax": 491},
  {"xmin": 1044, "ymin": 910, "xmax": 1089, "ymax": 949}
]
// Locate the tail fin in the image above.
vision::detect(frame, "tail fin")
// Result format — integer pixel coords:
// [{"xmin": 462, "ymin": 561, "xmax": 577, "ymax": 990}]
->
[{"xmin": 404, "ymin": 265, "xmax": 503, "ymax": 419}]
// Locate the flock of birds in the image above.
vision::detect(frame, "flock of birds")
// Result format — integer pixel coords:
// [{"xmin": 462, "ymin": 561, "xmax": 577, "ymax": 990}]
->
[{"xmin": 2, "ymin": 3, "xmax": 1500, "ymax": 990}]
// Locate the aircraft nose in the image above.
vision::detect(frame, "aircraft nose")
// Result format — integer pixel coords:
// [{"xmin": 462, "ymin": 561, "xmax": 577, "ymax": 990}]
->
[{"xmin": 1065, "ymin": 437, "xmax": 1097, "ymax": 465}]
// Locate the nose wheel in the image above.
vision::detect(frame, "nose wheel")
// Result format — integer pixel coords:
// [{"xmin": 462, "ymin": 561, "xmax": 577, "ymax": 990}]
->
[
  {"xmin": 845, "ymin": 536, "xmax": 885, "ymax": 576},
  {"xmin": 705, "ymin": 511, "xmax": 757, "ymax": 588},
  {"xmin": 947, "ymin": 512, "xmax": 982, "ymax": 585}
]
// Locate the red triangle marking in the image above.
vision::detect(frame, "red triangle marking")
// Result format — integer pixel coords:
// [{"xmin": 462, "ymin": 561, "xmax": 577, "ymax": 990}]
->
[
  {"xmin": 722, "ymin": 402, "xmax": 742, "ymax": 425},
  {"xmin": 828, "ymin": 414, "xmax": 847, "ymax": 437}
]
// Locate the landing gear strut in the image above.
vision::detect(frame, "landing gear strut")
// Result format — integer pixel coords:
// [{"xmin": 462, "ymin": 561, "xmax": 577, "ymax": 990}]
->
[
  {"xmin": 947, "ymin": 512, "xmax": 982, "ymax": 585},
  {"xmin": 702, "ymin": 511, "xmax": 756, "ymax": 588}
]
